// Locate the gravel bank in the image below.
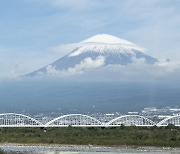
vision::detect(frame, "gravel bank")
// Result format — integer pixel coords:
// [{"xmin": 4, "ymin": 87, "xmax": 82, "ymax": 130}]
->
[{"xmin": 0, "ymin": 144, "xmax": 180, "ymax": 154}]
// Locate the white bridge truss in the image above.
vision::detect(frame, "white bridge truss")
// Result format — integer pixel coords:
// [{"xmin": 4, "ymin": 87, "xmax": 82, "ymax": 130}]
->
[
  {"xmin": 0, "ymin": 113, "xmax": 43, "ymax": 127},
  {"xmin": 45, "ymin": 114, "xmax": 102, "ymax": 127},
  {"xmin": 0, "ymin": 113, "xmax": 179, "ymax": 127},
  {"xmin": 106, "ymin": 115, "xmax": 155, "ymax": 127},
  {"xmin": 157, "ymin": 115, "xmax": 180, "ymax": 127}
]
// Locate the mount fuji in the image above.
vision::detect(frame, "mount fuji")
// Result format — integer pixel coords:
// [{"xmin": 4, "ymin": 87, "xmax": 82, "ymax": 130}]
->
[{"xmin": 27, "ymin": 34, "xmax": 157, "ymax": 76}]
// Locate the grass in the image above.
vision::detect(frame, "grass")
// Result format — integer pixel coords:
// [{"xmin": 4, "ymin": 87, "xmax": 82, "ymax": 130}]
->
[{"xmin": 0, "ymin": 125, "xmax": 180, "ymax": 147}]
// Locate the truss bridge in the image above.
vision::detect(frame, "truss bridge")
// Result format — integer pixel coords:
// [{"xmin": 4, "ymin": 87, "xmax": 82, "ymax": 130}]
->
[{"xmin": 0, "ymin": 113, "xmax": 179, "ymax": 127}]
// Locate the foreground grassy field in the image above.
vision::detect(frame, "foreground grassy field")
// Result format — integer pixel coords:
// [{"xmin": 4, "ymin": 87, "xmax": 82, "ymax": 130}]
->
[{"xmin": 0, "ymin": 125, "xmax": 180, "ymax": 147}]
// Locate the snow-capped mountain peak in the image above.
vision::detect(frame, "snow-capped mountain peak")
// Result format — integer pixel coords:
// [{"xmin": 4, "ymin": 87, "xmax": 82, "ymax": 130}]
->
[
  {"xmin": 26, "ymin": 34, "xmax": 157, "ymax": 76},
  {"xmin": 69, "ymin": 34, "xmax": 144, "ymax": 57},
  {"xmin": 82, "ymin": 34, "xmax": 136, "ymax": 46}
]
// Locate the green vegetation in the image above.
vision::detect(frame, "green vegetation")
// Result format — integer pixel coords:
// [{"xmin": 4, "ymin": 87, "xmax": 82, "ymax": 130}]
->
[
  {"xmin": 0, "ymin": 149, "xmax": 4, "ymax": 154},
  {"xmin": 0, "ymin": 125, "xmax": 180, "ymax": 147}
]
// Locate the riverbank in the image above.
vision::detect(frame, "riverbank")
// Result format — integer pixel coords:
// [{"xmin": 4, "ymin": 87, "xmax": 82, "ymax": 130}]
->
[
  {"xmin": 0, "ymin": 125, "xmax": 180, "ymax": 147},
  {"xmin": 0, "ymin": 143, "xmax": 180, "ymax": 154}
]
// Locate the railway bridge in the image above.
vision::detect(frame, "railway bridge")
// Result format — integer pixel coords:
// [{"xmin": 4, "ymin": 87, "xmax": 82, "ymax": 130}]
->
[{"xmin": 0, "ymin": 113, "xmax": 179, "ymax": 127}]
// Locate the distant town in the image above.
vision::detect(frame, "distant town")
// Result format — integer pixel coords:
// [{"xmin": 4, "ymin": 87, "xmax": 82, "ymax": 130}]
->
[{"xmin": 28, "ymin": 106, "xmax": 180, "ymax": 125}]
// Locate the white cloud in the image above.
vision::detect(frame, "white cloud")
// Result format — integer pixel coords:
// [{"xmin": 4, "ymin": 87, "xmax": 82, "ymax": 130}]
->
[
  {"xmin": 50, "ymin": 43, "xmax": 79, "ymax": 57},
  {"xmin": 67, "ymin": 56, "xmax": 105, "ymax": 75},
  {"xmin": 36, "ymin": 55, "xmax": 180, "ymax": 82},
  {"xmin": 95, "ymin": 58, "xmax": 180, "ymax": 81},
  {"xmin": 45, "ymin": 56, "xmax": 105, "ymax": 76}
]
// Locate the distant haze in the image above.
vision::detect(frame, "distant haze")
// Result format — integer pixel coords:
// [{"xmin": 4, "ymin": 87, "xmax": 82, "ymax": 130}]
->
[{"xmin": 0, "ymin": 79, "xmax": 180, "ymax": 115}]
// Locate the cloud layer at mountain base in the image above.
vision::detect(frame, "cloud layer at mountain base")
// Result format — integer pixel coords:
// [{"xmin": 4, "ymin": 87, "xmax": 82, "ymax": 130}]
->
[
  {"xmin": 38, "ymin": 56, "xmax": 105, "ymax": 76},
  {"xmin": 21, "ymin": 57, "xmax": 180, "ymax": 82}
]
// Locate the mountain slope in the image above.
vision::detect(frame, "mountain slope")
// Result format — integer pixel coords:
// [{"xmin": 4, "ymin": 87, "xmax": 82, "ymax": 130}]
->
[{"xmin": 27, "ymin": 34, "xmax": 157, "ymax": 76}]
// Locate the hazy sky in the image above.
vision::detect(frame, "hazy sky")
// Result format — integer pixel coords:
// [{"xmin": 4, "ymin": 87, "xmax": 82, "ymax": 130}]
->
[{"xmin": 0, "ymin": 0, "xmax": 180, "ymax": 77}]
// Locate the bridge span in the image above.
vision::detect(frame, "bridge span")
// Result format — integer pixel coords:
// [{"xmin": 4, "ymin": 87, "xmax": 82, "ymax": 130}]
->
[{"xmin": 0, "ymin": 113, "xmax": 179, "ymax": 127}]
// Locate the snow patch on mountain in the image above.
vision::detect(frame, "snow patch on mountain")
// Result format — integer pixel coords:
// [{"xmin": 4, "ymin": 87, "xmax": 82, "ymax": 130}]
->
[{"xmin": 68, "ymin": 45, "xmax": 138, "ymax": 57}]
